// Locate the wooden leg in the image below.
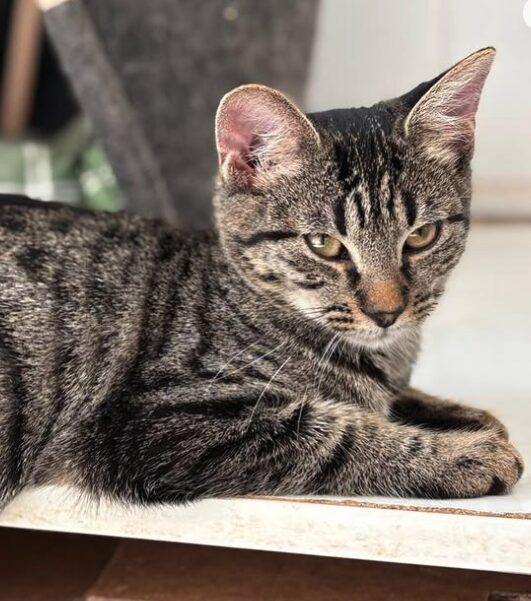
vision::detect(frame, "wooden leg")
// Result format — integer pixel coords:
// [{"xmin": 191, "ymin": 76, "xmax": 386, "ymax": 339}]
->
[{"xmin": 0, "ymin": 0, "xmax": 42, "ymax": 137}]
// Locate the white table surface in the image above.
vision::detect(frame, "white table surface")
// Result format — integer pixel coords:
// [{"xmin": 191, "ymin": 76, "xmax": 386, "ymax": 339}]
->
[{"xmin": 1, "ymin": 224, "xmax": 530, "ymax": 574}]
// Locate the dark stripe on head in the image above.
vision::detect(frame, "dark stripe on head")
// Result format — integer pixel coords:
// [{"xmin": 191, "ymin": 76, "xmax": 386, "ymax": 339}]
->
[
  {"xmin": 402, "ymin": 191, "xmax": 417, "ymax": 227},
  {"xmin": 238, "ymin": 230, "xmax": 298, "ymax": 247},
  {"xmin": 391, "ymin": 154, "xmax": 403, "ymax": 175},
  {"xmin": 334, "ymin": 197, "xmax": 347, "ymax": 236},
  {"xmin": 333, "ymin": 141, "xmax": 352, "ymax": 185},
  {"xmin": 352, "ymin": 191, "xmax": 366, "ymax": 228},
  {"xmin": 370, "ymin": 173, "xmax": 383, "ymax": 221},
  {"xmin": 387, "ymin": 193, "xmax": 395, "ymax": 217}
]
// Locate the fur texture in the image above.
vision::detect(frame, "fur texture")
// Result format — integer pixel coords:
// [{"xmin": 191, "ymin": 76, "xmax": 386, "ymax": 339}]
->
[{"xmin": 0, "ymin": 48, "xmax": 523, "ymax": 507}]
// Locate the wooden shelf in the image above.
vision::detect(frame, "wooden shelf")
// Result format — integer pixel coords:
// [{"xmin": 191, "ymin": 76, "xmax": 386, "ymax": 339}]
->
[{"xmin": 0, "ymin": 487, "xmax": 529, "ymax": 575}]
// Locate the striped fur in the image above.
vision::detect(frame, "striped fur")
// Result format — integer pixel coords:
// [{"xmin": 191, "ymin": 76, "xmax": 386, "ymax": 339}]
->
[{"xmin": 0, "ymin": 49, "xmax": 523, "ymax": 507}]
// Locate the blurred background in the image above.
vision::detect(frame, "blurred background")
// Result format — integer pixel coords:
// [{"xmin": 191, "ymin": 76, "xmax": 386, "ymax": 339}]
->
[
  {"xmin": 309, "ymin": 0, "xmax": 531, "ymax": 221},
  {"xmin": 1, "ymin": 0, "xmax": 530, "ymax": 227}
]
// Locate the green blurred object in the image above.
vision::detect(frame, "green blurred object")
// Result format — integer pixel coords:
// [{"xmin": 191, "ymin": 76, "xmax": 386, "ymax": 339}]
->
[{"xmin": 0, "ymin": 117, "xmax": 122, "ymax": 212}]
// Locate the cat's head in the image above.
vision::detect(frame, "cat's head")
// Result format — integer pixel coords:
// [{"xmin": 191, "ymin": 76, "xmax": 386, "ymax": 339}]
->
[{"xmin": 214, "ymin": 48, "xmax": 494, "ymax": 347}]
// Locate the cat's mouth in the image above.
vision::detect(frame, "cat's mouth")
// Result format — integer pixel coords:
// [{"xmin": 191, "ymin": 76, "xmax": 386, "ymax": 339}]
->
[{"xmin": 338, "ymin": 324, "xmax": 405, "ymax": 348}]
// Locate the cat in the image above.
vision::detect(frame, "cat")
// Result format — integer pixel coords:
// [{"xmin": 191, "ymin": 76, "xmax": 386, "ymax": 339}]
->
[{"xmin": 0, "ymin": 47, "xmax": 523, "ymax": 508}]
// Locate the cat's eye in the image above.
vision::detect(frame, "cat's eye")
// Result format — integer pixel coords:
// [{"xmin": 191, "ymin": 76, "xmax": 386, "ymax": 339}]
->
[
  {"xmin": 404, "ymin": 223, "xmax": 440, "ymax": 253},
  {"xmin": 305, "ymin": 234, "xmax": 346, "ymax": 260}
]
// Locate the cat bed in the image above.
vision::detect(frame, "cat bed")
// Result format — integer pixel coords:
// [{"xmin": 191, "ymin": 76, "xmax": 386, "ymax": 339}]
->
[{"xmin": 1, "ymin": 224, "xmax": 529, "ymax": 575}]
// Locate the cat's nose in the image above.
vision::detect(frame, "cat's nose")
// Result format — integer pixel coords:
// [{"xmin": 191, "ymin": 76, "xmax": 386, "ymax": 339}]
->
[
  {"xmin": 361, "ymin": 306, "xmax": 404, "ymax": 328},
  {"xmin": 358, "ymin": 279, "xmax": 407, "ymax": 328}
]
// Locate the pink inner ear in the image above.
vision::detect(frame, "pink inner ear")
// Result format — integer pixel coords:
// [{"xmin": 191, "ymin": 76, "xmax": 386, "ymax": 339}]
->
[
  {"xmin": 216, "ymin": 92, "xmax": 294, "ymax": 176},
  {"xmin": 444, "ymin": 62, "xmax": 491, "ymax": 122},
  {"xmin": 217, "ymin": 105, "xmax": 255, "ymax": 171},
  {"xmin": 407, "ymin": 51, "xmax": 494, "ymax": 157}
]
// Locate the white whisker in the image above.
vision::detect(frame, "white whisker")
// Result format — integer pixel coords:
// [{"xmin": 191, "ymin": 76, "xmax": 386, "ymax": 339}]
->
[
  {"xmin": 218, "ymin": 340, "xmax": 287, "ymax": 381},
  {"xmin": 246, "ymin": 356, "xmax": 291, "ymax": 429},
  {"xmin": 208, "ymin": 340, "xmax": 261, "ymax": 387}
]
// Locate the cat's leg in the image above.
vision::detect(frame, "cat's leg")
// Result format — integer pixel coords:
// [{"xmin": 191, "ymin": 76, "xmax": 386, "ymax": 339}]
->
[
  {"xmin": 71, "ymin": 386, "xmax": 523, "ymax": 502},
  {"xmin": 390, "ymin": 387, "xmax": 509, "ymax": 439}
]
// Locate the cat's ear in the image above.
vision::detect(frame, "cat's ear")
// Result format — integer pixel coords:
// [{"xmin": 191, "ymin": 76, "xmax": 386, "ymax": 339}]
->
[
  {"xmin": 215, "ymin": 84, "xmax": 320, "ymax": 187},
  {"xmin": 404, "ymin": 47, "xmax": 495, "ymax": 164}
]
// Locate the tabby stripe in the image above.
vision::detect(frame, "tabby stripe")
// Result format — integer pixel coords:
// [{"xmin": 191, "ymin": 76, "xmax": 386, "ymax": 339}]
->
[
  {"xmin": 188, "ymin": 257, "xmax": 216, "ymax": 374},
  {"xmin": 148, "ymin": 396, "xmax": 263, "ymax": 420},
  {"xmin": 33, "ymin": 265, "xmax": 72, "ymax": 461},
  {"xmin": 370, "ymin": 173, "xmax": 383, "ymax": 221},
  {"xmin": 238, "ymin": 231, "xmax": 298, "ymax": 246},
  {"xmin": 325, "ymin": 347, "xmax": 388, "ymax": 386},
  {"xmin": 352, "ymin": 191, "xmax": 366, "ymax": 228},
  {"xmin": 0, "ymin": 320, "xmax": 28, "ymax": 489},
  {"xmin": 153, "ymin": 252, "xmax": 193, "ymax": 357},
  {"xmin": 223, "ymin": 297, "xmax": 263, "ymax": 336},
  {"xmin": 309, "ymin": 425, "xmax": 356, "ymax": 493},
  {"xmin": 346, "ymin": 266, "xmax": 360, "ymax": 290},
  {"xmin": 402, "ymin": 191, "xmax": 417, "ymax": 226},
  {"xmin": 333, "ymin": 142, "xmax": 352, "ymax": 185},
  {"xmin": 334, "ymin": 197, "xmax": 347, "ymax": 236},
  {"xmin": 401, "ymin": 255, "xmax": 412, "ymax": 281},
  {"xmin": 293, "ymin": 280, "xmax": 325, "ymax": 290},
  {"xmin": 387, "ymin": 193, "xmax": 395, "ymax": 217},
  {"xmin": 356, "ymin": 352, "xmax": 389, "ymax": 386}
]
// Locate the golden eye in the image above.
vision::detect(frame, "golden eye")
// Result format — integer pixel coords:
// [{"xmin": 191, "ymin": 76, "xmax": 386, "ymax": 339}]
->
[
  {"xmin": 404, "ymin": 223, "xmax": 440, "ymax": 252},
  {"xmin": 305, "ymin": 234, "xmax": 346, "ymax": 259}
]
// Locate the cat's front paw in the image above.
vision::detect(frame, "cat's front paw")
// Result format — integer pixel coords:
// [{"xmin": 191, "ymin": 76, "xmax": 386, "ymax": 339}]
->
[
  {"xmin": 442, "ymin": 430, "xmax": 524, "ymax": 498},
  {"xmin": 450, "ymin": 407, "xmax": 510, "ymax": 440}
]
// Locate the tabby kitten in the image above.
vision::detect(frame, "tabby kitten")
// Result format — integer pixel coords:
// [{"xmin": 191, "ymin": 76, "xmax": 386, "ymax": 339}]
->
[{"xmin": 0, "ymin": 47, "xmax": 523, "ymax": 508}]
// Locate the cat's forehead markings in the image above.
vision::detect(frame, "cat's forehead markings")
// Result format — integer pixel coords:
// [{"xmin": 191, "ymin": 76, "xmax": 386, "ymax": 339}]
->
[
  {"xmin": 379, "ymin": 172, "xmax": 392, "ymax": 207},
  {"xmin": 350, "ymin": 136, "xmax": 370, "ymax": 188},
  {"xmin": 368, "ymin": 116, "xmax": 388, "ymax": 167}
]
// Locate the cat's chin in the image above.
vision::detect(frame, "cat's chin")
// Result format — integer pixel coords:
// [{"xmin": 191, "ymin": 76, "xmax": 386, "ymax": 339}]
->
[{"xmin": 339, "ymin": 326, "xmax": 406, "ymax": 349}]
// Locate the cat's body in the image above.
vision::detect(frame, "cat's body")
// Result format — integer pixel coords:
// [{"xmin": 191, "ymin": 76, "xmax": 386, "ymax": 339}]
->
[
  {"xmin": 0, "ymin": 48, "xmax": 524, "ymax": 507},
  {"xmin": 0, "ymin": 197, "xmax": 417, "ymax": 503}
]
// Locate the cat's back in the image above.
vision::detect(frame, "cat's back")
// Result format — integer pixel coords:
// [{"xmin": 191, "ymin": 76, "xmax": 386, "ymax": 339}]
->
[
  {"xmin": 0, "ymin": 194, "xmax": 201, "ymax": 288},
  {"xmin": 0, "ymin": 195, "xmax": 210, "ymax": 410}
]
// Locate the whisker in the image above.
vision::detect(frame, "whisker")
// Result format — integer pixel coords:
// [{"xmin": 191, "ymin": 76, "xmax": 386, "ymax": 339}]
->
[
  {"xmin": 218, "ymin": 340, "xmax": 287, "ymax": 380},
  {"xmin": 317, "ymin": 334, "xmax": 343, "ymax": 389},
  {"xmin": 208, "ymin": 339, "xmax": 261, "ymax": 387},
  {"xmin": 246, "ymin": 356, "xmax": 291, "ymax": 429},
  {"xmin": 296, "ymin": 385, "xmax": 310, "ymax": 439}
]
